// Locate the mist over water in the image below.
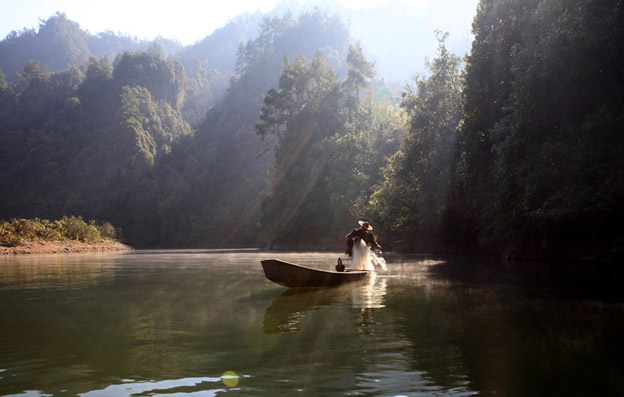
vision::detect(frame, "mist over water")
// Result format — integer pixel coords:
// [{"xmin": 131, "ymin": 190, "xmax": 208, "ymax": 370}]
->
[
  {"xmin": 351, "ymin": 238, "xmax": 387, "ymax": 271},
  {"xmin": 0, "ymin": 251, "xmax": 622, "ymax": 395}
]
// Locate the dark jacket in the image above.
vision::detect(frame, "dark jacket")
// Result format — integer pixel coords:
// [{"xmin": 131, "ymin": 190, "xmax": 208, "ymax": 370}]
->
[{"xmin": 345, "ymin": 228, "xmax": 380, "ymax": 256}]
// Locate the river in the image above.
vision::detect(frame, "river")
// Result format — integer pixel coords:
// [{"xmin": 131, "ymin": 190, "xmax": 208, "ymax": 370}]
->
[{"xmin": 0, "ymin": 250, "xmax": 622, "ymax": 396}]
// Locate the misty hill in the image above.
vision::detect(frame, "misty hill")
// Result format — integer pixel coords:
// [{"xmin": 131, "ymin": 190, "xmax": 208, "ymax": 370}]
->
[
  {"xmin": 132, "ymin": 9, "xmax": 354, "ymax": 247},
  {"xmin": 0, "ymin": 13, "xmax": 181, "ymax": 82},
  {"xmin": 176, "ymin": 12, "xmax": 264, "ymax": 78},
  {"xmin": 1, "ymin": 0, "xmax": 622, "ymax": 261},
  {"xmin": 257, "ymin": 0, "xmax": 477, "ymax": 82},
  {"xmin": 0, "ymin": 1, "xmax": 478, "ymax": 86},
  {"xmin": 0, "ymin": 8, "xmax": 358, "ymax": 248},
  {"xmin": 0, "ymin": 12, "xmax": 263, "ymax": 85},
  {"xmin": 0, "ymin": 11, "xmax": 269, "ymax": 125}
]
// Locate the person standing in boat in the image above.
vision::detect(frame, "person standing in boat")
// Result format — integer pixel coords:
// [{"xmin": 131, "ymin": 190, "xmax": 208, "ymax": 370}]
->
[{"xmin": 345, "ymin": 220, "xmax": 381, "ymax": 257}]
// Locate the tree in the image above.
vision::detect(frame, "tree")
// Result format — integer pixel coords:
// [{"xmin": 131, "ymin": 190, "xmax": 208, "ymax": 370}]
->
[
  {"xmin": 370, "ymin": 32, "xmax": 463, "ymax": 250},
  {"xmin": 0, "ymin": 68, "xmax": 7, "ymax": 90},
  {"xmin": 153, "ymin": 9, "xmax": 350, "ymax": 248},
  {"xmin": 344, "ymin": 43, "xmax": 375, "ymax": 99},
  {"xmin": 256, "ymin": 47, "xmax": 400, "ymax": 249},
  {"xmin": 112, "ymin": 46, "xmax": 187, "ymax": 109},
  {"xmin": 235, "ymin": 43, "xmax": 246, "ymax": 78},
  {"xmin": 455, "ymin": 0, "xmax": 624, "ymax": 259}
]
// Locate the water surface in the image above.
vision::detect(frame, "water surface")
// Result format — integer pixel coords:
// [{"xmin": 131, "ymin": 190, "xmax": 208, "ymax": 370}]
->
[{"xmin": 0, "ymin": 250, "xmax": 622, "ymax": 396}]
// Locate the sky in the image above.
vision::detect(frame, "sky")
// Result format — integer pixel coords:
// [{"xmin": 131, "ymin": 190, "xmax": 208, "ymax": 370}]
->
[
  {"xmin": 345, "ymin": 0, "xmax": 478, "ymax": 80},
  {"xmin": 0, "ymin": 0, "xmax": 403, "ymax": 45},
  {"xmin": 0, "ymin": 0, "xmax": 479, "ymax": 81}
]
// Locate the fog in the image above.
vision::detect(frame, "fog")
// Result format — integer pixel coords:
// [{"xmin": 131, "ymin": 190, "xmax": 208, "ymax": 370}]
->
[
  {"xmin": 1, "ymin": 0, "xmax": 477, "ymax": 84},
  {"xmin": 271, "ymin": 0, "xmax": 478, "ymax": 81},
  {"xmin": 347, "ymin": 0, "xmax": 478, "ymax": 81}
]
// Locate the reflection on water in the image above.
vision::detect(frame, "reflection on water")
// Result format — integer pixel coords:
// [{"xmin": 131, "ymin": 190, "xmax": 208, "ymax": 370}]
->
[
  {"xmin": 81, "ymin": 376, "xmax": 227, "ymax": 396},
  {"xmin": 0, "ymin": 251, "xmax": 622, "ymax": 396},
  {"xmin": 0, "ymin": 254, "xmax": 114, "ymax": 290},
  {"xmin": 353, "ymin": 273, "xmax": 387, "ymax": 309},
  {"xmin": 263, "ymin": 274, "xmax": 387, "ymax": 334}
]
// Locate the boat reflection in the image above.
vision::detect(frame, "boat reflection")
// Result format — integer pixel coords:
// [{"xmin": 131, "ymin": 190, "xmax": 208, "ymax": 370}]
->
[
  {"xmin": 350, "ymin": 272, "xmax": 387, "ymax": 309},
  {"xmin": 263, "ymin": 274, "xmax": 387, "ymax": 334}
]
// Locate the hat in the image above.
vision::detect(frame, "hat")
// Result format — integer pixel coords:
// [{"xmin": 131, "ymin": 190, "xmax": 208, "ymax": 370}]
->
[{"xmin": 358, "ymin": 220, "xmax": 373, "ymax": 230}]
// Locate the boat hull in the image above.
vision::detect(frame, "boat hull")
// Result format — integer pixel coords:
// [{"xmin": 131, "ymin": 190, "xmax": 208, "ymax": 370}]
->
[{"xmin": 261, "ymin": 259, "xmax": 371, "ymax": 288}]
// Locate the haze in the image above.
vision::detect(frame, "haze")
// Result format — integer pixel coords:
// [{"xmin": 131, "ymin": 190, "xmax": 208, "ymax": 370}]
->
[{"xmin": 0, "ymin": 0, "xmax": 478, "ymax": 81}]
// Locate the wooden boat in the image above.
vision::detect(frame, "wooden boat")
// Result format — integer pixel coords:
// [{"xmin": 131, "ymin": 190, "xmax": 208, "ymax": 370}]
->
[{"xmin": 261, "ymin": 259, "xmax": 371, "ymax": 288}]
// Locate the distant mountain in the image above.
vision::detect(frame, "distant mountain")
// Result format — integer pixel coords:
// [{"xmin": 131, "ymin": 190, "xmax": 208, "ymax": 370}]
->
[
  {"xmin": 176, "ymin": 12, "xmax": 264, "ymax": 79},
  {"xmin": 153, "ymin": 9, "xmax": 353, "ymax": 247},
  {"xmin": 0, "ymin": 13, "xmax": 176, "ymax": 81},
  {"xmin": 250, "ymin": 0, "xmax": 477, "ymax": 82},
  {"xmin": 0, "ymin": 8, "xmax": 356, "ymax": 248},
  {"xmin": 0, "ymin": 1, "xmax": 478, "ymax": 86},
  {"xmin": 0, "ymin": 12, "xmax": 263, "ymax": 84},
  {"xmin": 1, "ymin": 13, "xmax": 89, "ymax": 80}
]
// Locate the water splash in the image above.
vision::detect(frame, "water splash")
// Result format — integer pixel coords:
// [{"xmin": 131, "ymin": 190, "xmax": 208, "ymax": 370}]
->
[
  {"xmin": 351, "ymin": 238, "xmax": 387, "ymax": 271},
  {"xmin": 371, "ymin": 250, "xmax": 387, "ymax": 271}
]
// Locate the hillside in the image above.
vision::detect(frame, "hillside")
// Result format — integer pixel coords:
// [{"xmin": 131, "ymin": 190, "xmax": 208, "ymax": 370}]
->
[
  {"xmin": 0, "ymin": 9, "xmax": 360, "ymax": 249},
  {"xmin": 0, "ymin": 12, "xmax": 260, "ymax": 84},
  {"xmin": 0, "ymin": 0, "xmax": 622, "ymax": 261}
]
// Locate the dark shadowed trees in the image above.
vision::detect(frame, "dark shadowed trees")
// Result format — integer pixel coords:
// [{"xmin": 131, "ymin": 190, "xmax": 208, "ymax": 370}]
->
[{"xmin": 371, "ymin": 32, "xmax": 463, "ymax": 251}]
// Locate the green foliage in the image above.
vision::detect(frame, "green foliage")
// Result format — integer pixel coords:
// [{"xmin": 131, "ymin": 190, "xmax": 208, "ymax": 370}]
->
[
  {"xmin": 177, "ymin": 13, "xmax": 262, "ymax": 76},
  {"xmin": 3, "ymin": 10, "xmax": 349, "ymax": 248},
  {"xmin": 1, "ymin": 4, "xmax": 621, "ymax": 260},
  {"xmin": 367, "ymin": 0, "xmax": 623, "ymax": 259},
  {"xmin": 151, "ymin": 9, "xmax": 351, "ymax": 248},
  {"xmin": 113, "ymin": 46, "xmax": 187, "ymax": 109},
  {"xmin": 77, "ymin": 57, "xmax": 112, "ymax": 104},
  {"xmin": 454, "ymin": 0, "xmax": 624, "ymax": 258},
  {"xmin": 256, "ymin": 47, "xmax": 402, "ymax": 249},
  {"xmin": 0, "ymin": 218, "xmax": 58, "ymax": 246},
  {"xmin": 370, "ymin": 32, "xmax": 463, "ymax": 250},
  {"xmin": 0, "ymin": 12, "xmax": 182, "ymax": 84},
  {"xmin": 96, "ymin": 221, "xmax": 117, "ymax": 240},
  {"xmin": 55, "ymin": 216, "xmax": 101, "ymax": 242},
  {"xmin": 344, "ymin": 43, "xmax": 375, "ymax": 99},
  {"xmin": 0, "ymin": 68, "xmax": 7, "ymax": 90},
  {"xmin": 182, "ymin": 62, "xmax": 225, "ymax": 126},
  {"xmin": 0, "ymin": 216, "xmax": 118, "ymax": 246},
  {"xmin": 0, "ymin": 45, "xmax": 191, "ymax": 246}
]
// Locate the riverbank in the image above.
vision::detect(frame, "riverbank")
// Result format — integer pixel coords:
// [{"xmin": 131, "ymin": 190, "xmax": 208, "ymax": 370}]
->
[{"xmin": 1, "ymin": 240, "xmax": 132, "ymax": 255}]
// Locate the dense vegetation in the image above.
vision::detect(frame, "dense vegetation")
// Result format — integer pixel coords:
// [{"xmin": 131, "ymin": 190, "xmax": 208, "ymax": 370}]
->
[
  {"xmin": 0, "ymin": 216, "xmax": 117, "ymax": 246},
  {"xmin": 0, "ymin": 13, "xmax": 182, "ymax": 82},
  {"xmin": 256, "ymin": 44, "xmax": 403, "ymax": 249},
  {"xmin": 0, "ymin": 0, "xmax": 622, "ymax": 261},
  {"xmin": 454, "ymin": 0, "xmax": 623, "ymax": 260}
]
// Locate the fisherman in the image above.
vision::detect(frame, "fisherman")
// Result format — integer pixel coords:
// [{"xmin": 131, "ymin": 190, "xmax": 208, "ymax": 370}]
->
[{"xmin": 345, "ymin": 220, "xmax": 381, "ymax": 257}]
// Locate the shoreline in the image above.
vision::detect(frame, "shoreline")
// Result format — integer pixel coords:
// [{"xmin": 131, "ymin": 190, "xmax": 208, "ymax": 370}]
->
[{"xmin": 1, "ymin": 240, "xmax": 133, "ymax": 255}]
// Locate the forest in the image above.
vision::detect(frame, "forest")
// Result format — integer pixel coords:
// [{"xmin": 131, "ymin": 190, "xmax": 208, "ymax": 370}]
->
[{"xmin": 0, "ymin": 0, "xmax": 622, "ymax": 262}]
